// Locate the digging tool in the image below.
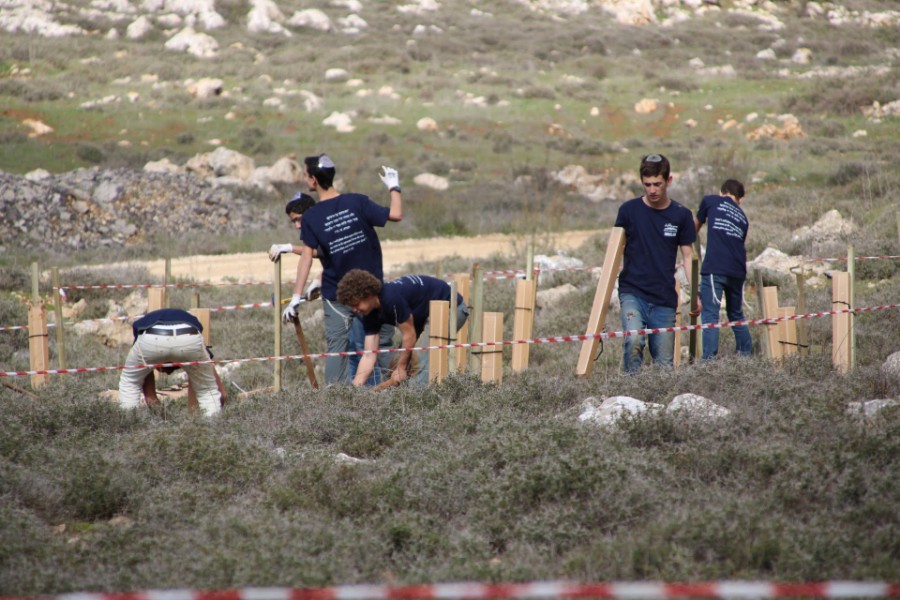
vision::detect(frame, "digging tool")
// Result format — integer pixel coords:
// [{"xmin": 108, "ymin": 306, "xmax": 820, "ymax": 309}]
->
[{"xmin": 291, "ymin": 316, "xmax": 319, "ymax": 389}]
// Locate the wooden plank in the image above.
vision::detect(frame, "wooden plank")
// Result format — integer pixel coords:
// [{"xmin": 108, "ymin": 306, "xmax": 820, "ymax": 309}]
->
[
  {"xmin": 762, "ymin": 286, "xmax": 782, "ymax": 361},
  {"xmin": 576, "ymin": 227, "xmax": 625, "ymax": 378},
  {"xmin": 481, "ymin": 312, "xmax": 503, "ymax": 383},
  {"xmin": 511, "ymin": 279, "xmax": 536, "ymax": 372},
  {"xmin": 28, "ymin": 303, "xmax": 50, "ymax": 388},
  {"xmin": 777, "ymin": 307, "xmax": 797, "ymax": 357},
  {"xmin": 467, "ymin": 267, "xmax": 484, "ymax": 375},
  {"xmin": 189, "ymin": 308, "xmax": 211, "ymax": 346},
  {"xmin": 148, "ymin": 287, "xmax": 167, "ymax": 313},
  {"xmin": 832, "ymin": 272, "xmax": 851, "ymax": 374},
  {"xmin": 428, "ymin": 300, "xmax": 450, "ymax": 383},
  {"xmin": 452, "ymin": 274, "xmax": 470, "ymax": 373}
]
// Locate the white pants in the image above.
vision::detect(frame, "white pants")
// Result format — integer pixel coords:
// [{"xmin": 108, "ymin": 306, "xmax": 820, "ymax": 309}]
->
[{"xmin": 118, "ymin": 327, "xmax": 221, "ymax": 416}]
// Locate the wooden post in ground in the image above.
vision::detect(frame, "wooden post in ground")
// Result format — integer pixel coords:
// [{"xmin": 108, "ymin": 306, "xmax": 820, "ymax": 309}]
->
[
  {"xmin": 452, "ymin": 274, "xmax": 470, "ymax": 373},
  {"xmin": 776, "ymin": 307, "xmax": 798, "ymax": 358},
  {"xmin": 52, "ymin": 267, "xmax": 67, "ymax": 370},
  {"xmin": 831, "ymin": 271, "xmax": 851, "ymax": 374},
  {"xmin": 190, "ymin": 308, "xmax": 211, "ymax": 347},
  {"xmin": 511, "ymin": 278, "xmax": 536, "ymax": 372},
  {"xmin": 428, "ymin": 300, "xmax": 450, "ymax": 383},
  {"xmin": 292, "ymin": 319, "xmax": 318, "ymax": 389},
  {"xmin": 847, "ymin": 244, "xmax": 856, "ymax": 370},
  {"xmin": 467, "ymin": 265, "xmax": 484, "ymax": 375},
  {"xmin": 576, "ymin": 227, "xmax": 625, "ymax": 378},
  {"xmin": 688, "ymin": 253, "xmax": 700, "ymax": 363},
  {"xmin": 673, "ymin": 281, "xmax": 682, "ymax": 368},
  {"xmin": 481, "ymin": 312, "xmax": 503, "ymax": 383},
  {"xmin": 28, "ymin": 262, "xmax": 49, "ymax": 388},
  {"xmin": 795, "ymin": 272, "xmax": 809, "ymax": 356},
  {"xmin": 148, "ymin": 287, "xmax": 166, "ymax": 312},
  {"xmin": 273, "ymin": 259, "xmax": 282, "ymax": 393},
  {"xmin": 164, "ymin": 258, "xmax": 172, "ymax": 308},
  {"xmin": 762, "ymin": 286, "xmax": 783, "ymax": 362},
  {"xmin": 753, "ymin": 270, "xmax": 768, "ymax": 358},
  {"xmin": 448, "ymin": 281, "xmax": 458, "ymax": 375}
]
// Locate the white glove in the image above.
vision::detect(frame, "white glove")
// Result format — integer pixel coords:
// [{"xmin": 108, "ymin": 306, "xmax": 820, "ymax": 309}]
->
[
  {"xmin": 303, "ymin": 278, "xmax": 321, "ymax": 301},
  {"xmin": 282, "ymin": 294, "xmax": 302, "ymax": 323},
  {"xmin": 379, "ymin": 166, "xmax": 400, "ymax": 191},
  {"xmin": 268, "ymin": 243, "xmax": 293, "ymax": 262}
]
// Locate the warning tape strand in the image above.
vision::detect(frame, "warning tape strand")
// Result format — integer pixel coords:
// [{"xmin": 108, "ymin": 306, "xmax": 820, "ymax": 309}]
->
[
  {"xmin": 10, "ymin": 580, "xmax": 899, "ymax": 600},
  {"xmin": 2, "ymin": 304, "xmax": 896, "ymax": 379}
]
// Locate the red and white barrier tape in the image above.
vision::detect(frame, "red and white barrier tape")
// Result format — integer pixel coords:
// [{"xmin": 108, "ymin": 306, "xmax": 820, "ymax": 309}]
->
[
  {"xmin": 11, "ymin": 580, "xmax": 899, "ymax": 600},
  {"xmin": 56, "ymin": 281, "xmax": 274, "ymax": 291},
  {"xmin": 0, "ymin": 301, "xmax": 294, "ymax": 333},
  {"xmin": 2, "ymin": 305, "xmax": 896, "ymax": 379}
]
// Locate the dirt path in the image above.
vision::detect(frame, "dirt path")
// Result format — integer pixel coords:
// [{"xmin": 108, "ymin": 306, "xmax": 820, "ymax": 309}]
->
[{"xmin": 85, "ymin": 230, "xmax": 603, "ymax": 283}]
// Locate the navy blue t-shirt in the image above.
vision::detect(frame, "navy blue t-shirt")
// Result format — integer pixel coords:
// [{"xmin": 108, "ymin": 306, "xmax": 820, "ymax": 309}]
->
[
  {"xmin": 615, "ymin": 197, "xmax": 696, "ymax": 308},
  {"xmin": 696, "ymin": 194, "xmax": 748, "ymax": 279},
  {"xmin": 300, "ymin": 193, "xmax": 390, "ymax": 301},
  {"xmin": 131, "ymin": 309, "xmax": 202, "ymax": 341},
  {"xmin": 361, "ymin": 275, "xmax": 462, "ymax": 337}
]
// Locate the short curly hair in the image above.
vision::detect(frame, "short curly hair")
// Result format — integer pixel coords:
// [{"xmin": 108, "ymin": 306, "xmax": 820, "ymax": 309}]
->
[{"xmin": 337, "ymin": 269, "xmax": 382, "ymax": 306}]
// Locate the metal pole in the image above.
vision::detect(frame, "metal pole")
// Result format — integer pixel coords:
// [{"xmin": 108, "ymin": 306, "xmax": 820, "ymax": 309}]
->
[{"xmin": 164, "ymin": 258, "xmax": 172, "ymax": 308}]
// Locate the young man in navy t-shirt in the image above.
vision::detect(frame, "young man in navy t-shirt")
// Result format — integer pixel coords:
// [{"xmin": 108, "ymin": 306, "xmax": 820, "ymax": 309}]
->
[
  {"xmin": 281, "ymin": 154, "xmax": 403, "ymax": 384},
  {"xmin": 695, "ymin": 179, "xmax": 751, "ymax": 359},
  {"xmin": 337, "ymin": 269, "xmax": 469, "ymax": 386},
  {"xmin": 615, "ymin": 153, "xmax": 697, "ymax": 373}
]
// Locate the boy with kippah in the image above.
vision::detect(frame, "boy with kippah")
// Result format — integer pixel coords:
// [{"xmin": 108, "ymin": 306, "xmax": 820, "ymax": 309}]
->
[
  {"xmin": 615, "ymin": 153, "xmax": 697, "ymax": 373},
  {"xmin": 281, "ymin": 154, "xmax": 402, "ymax": 385}
]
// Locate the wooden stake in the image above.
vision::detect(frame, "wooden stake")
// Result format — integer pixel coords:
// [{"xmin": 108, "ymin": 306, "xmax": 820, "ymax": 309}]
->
[
  {"xmin": 753, "ymin": 270, "xmax": 768, "ymax": 358},
  {"xmin": 794, "ymin": 273, "xmax": 809, "ymax": 356},
  {"xmin": 777, "ymin": 307, "xmax": 798, "ymax": 357},
  {"xmin": 576, "ymin": 227, "xmax": 625, "ymax": 378},
  {"xmin": 481, "ymin": 312, "xmax": 503, "ymax": 383},
  {"xmin": 428, "ymin": 300, "xmax": 450, "ymax": 383},
  {"xmin": 511, "ymin": 279, "xmax": 536, "ymax": 372},
  {"xmin": 164, "ymin": 258, "xmax": 172, "ymax": 309},
  {"xmin": 292, "ymin": 318, "xmax": 319, "ymax": 389},
  {"xmin": 847, "ymin": 243, "xmax": 856, "ymax": 370},
  {"xmin": 688, "ymin": 253, "xmax": 700, "ymax": 363},
  {"xmin": 52, "ymin": 267, "xmax": 67, "ymax": 370},
  {"xmin": 148, "ymin": 287, "xmax": 166, "ymax": 312},
  {"xmin": 452, "ymin": 274, "xmax": 470, "ymax": 373},
  {"xmin": 448, "ymin": 281, "xmax": 458, "ymax": 374},
  {"xmin": 273, "ymin": 259, "xmax": 282, "ymax": 393},
  {"xmin": 28, "ymin": 302, "xmax": 49, "ymax": 388},
  {"xmin": 762, "ymin": 286, "xmax": 782, "ymax": 362},
  {"xmin": 467, "ymin": 266, "xmax": 484, "ymax": 375},
  {"xmin": 831, "ymin": 272, "xmax": 851, "ymax": 374}
]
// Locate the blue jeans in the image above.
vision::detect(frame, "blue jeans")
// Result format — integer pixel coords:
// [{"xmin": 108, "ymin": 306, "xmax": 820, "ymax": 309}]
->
[
  {"xmin": 619, "ymin": 293, "xmax": 676, "ymax": 374},
  {"xmin": 323, "ymin": 300, "xmax": 393, "ymax": 385},
  {"xmin": 700, "ymin": 273, "xmax": 752, "ymax": 360}
]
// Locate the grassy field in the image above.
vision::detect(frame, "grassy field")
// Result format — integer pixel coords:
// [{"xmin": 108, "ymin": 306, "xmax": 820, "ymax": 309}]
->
[{"xmin": 1, "ymin": 0, "xmax": 899, "ymax": 594}]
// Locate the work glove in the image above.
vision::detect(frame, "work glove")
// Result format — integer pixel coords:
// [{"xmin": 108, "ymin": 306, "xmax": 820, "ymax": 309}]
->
[
  {"xmin": 379, "ymin": 166, "xmax": 400, "ymax": 191},
  {"xmin": 282, "ymin": 294, "xmax": 302, "ymax": 323},
  {"xmin": 303, "ymin": 278, "xmax": 321, "ymax": 301},
  {"xmin": 268, "ymin": 243, "xmax": 293, "ymax": 262}
]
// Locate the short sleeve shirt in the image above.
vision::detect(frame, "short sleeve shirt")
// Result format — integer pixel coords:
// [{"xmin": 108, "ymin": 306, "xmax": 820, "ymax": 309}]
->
[
  {"xmin": 300, "ymin": 193, "xmax": 390, "ymax": 301},
  {"xmin": 615, "ymin": 197, "xmax": 696, "ymax": 308},
  {"xmin": 696, "ymin": 194, "xmax": 748, "ymax": 279},
  {"xmin": 361, "ymin": 275, "xmax": 458, "ymax": 337},
  {"xmin": 131, "ymin": 309, "xmax": 203, "ymax": 342}
]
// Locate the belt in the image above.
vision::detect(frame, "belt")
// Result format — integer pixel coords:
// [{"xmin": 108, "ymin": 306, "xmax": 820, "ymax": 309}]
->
[{"xmin": 142, "ymin": 326, "xmax": 200, "ymax": 336}]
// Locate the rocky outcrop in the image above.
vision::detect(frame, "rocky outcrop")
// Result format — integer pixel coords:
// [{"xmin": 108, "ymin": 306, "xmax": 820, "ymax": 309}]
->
[{"xmin": 0, "ymin": 167, "xmax": 280, "ymax": 254}]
